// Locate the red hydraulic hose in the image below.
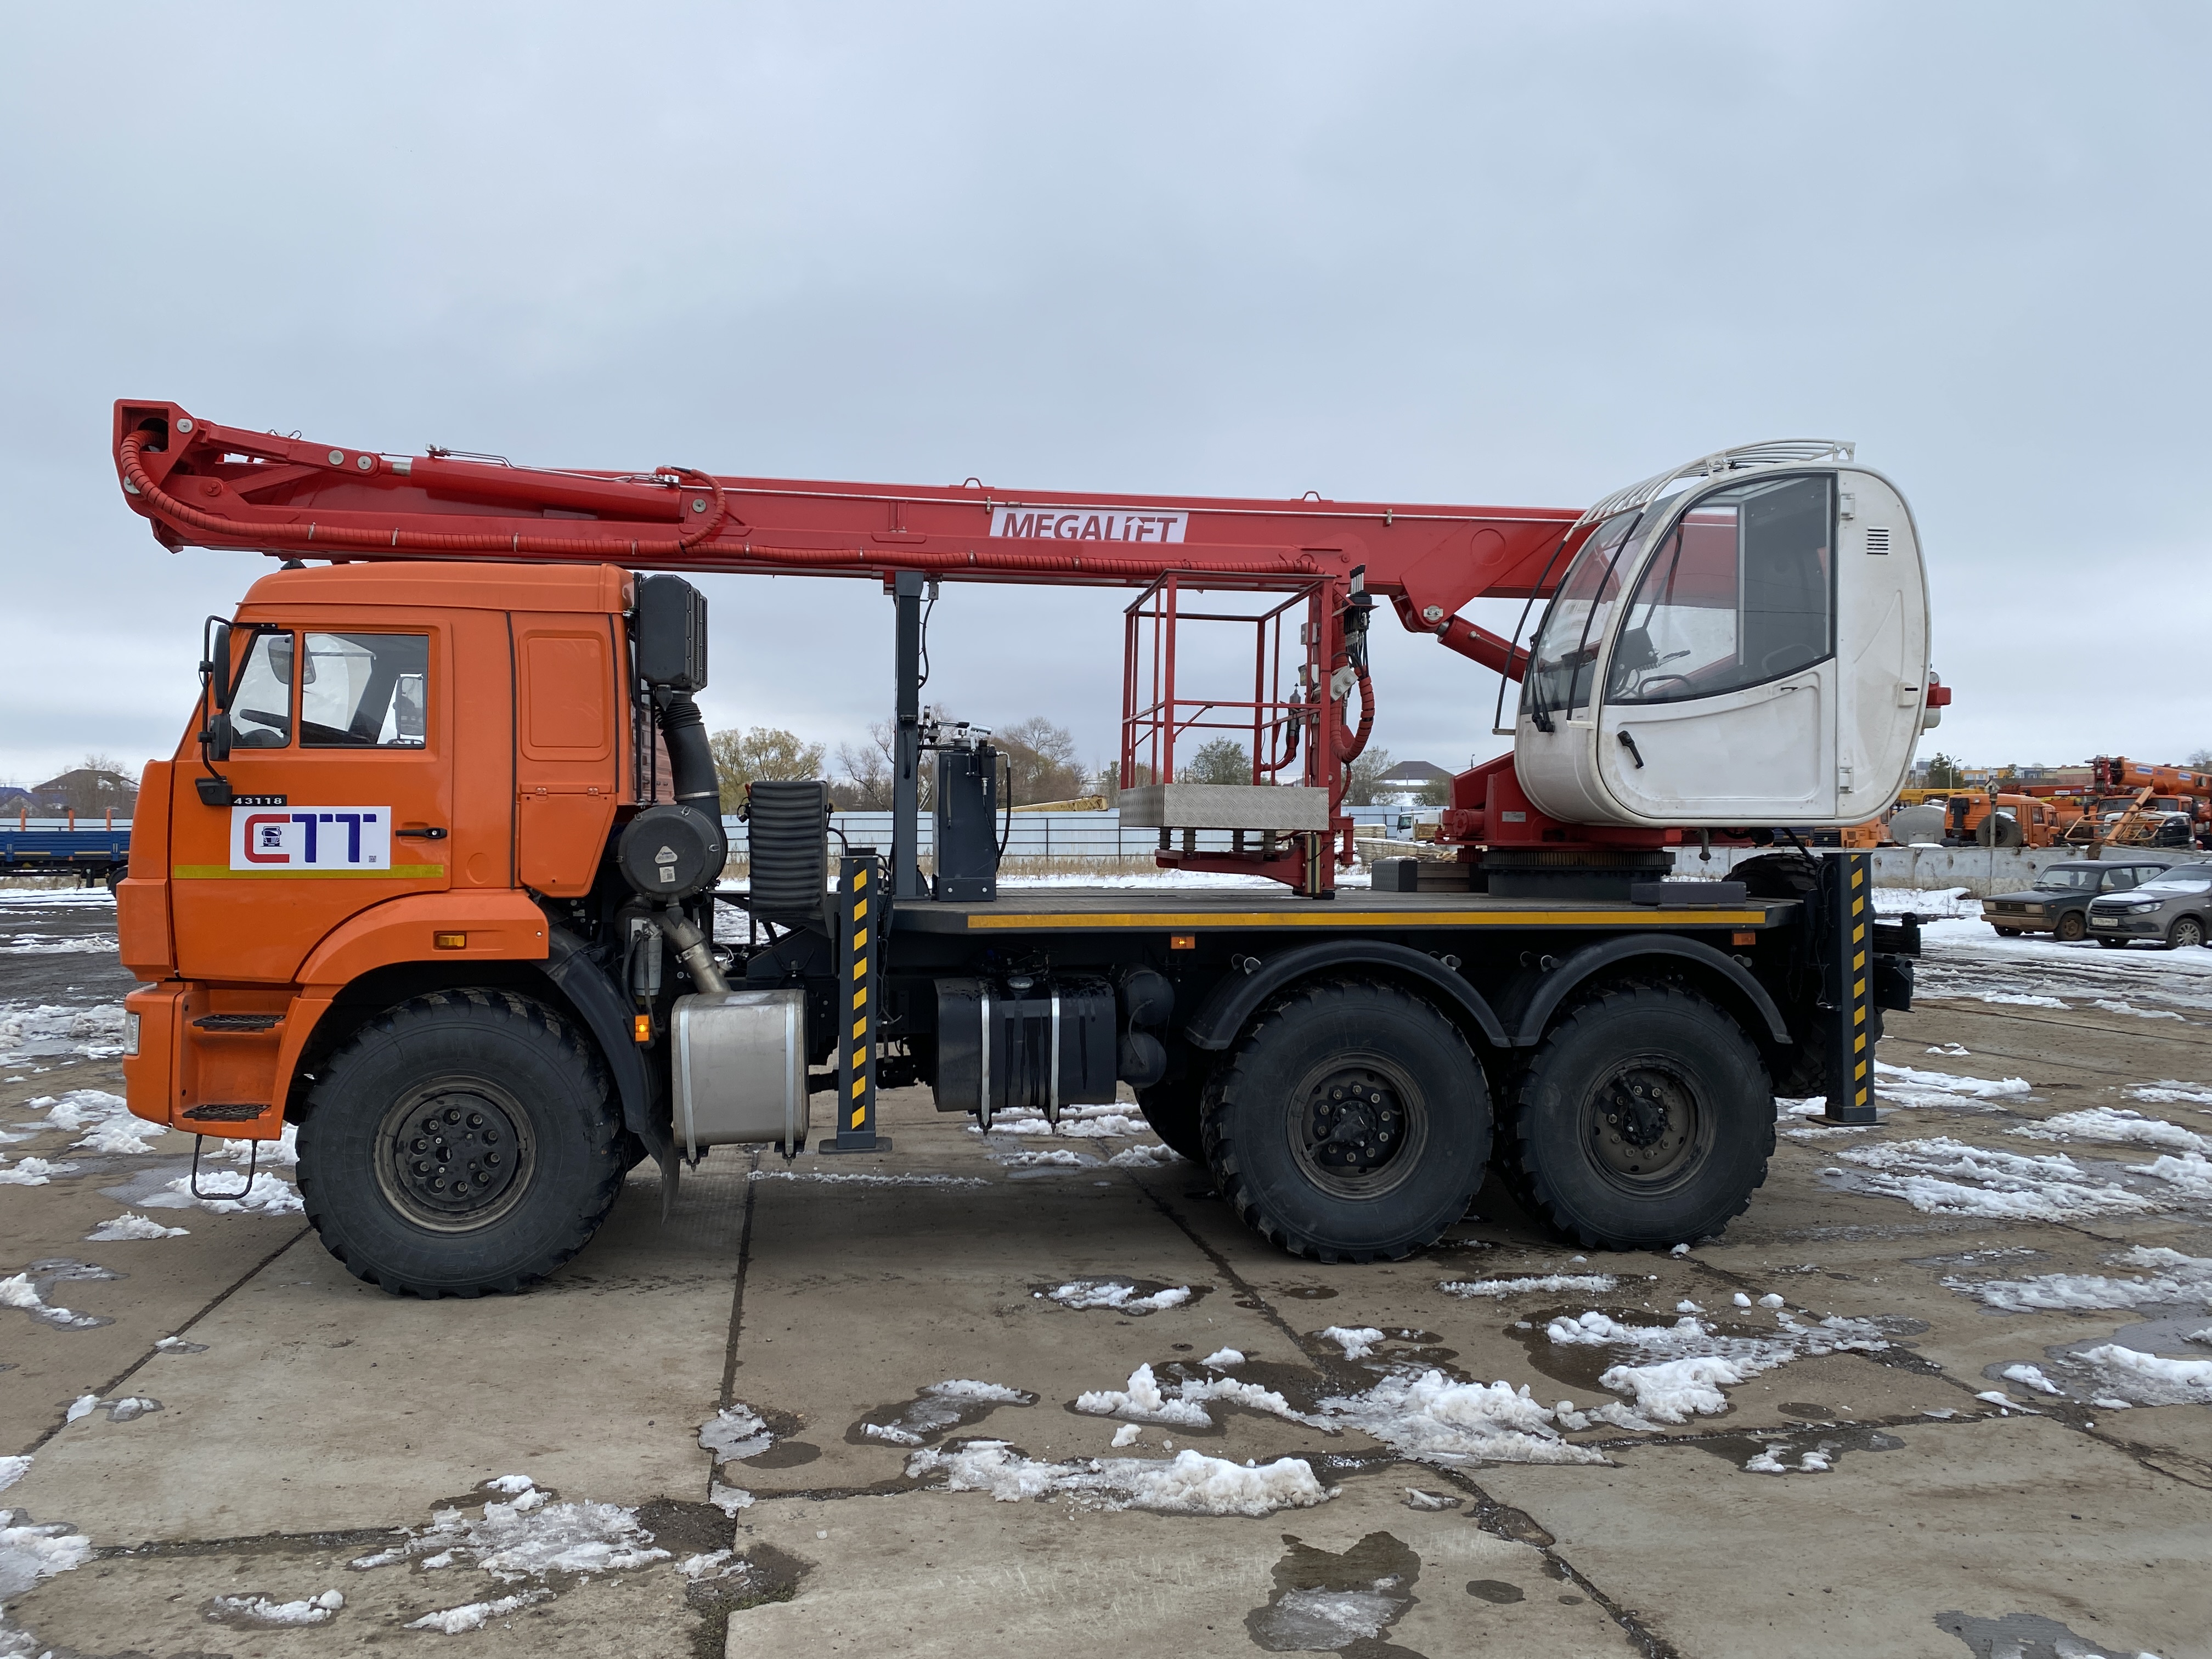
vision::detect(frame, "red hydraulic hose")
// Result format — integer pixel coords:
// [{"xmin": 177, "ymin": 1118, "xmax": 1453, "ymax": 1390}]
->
[
  {"xmin": 119, "ymin": 430, "xmax": 1319, "ymax": 583},
  {"xmin": 1333, "ymin": 669, "xmax": 1373, "ymax": 763}
]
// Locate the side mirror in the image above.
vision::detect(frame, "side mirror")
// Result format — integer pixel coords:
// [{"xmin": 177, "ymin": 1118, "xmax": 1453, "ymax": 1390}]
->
[
  {"xmin": 201, "ymin": 617, "xmax": 236, "ymax": 710},
  {"xmin": 203, "ymin": 709, "xmax": 234, "ymax": 763}
]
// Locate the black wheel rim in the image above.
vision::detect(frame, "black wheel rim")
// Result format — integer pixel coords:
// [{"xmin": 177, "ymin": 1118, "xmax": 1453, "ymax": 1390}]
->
[
  {"xmin": 374, "ymin": 1077, "xmax": 537, "ymax": 1232},
  {"xmin": 1582, "ymin": 1058, "xmax": 1711, "ymax": 1192},
  {"xmin": 1285, "ymin": 1056, "xmax": 1428, "ymax": 1199}
]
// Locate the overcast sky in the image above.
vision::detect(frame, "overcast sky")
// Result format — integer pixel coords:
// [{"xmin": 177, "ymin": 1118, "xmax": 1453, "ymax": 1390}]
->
[{"xmin": 4, "ymin": 3, "xmax": 2208, "ymax": 790}]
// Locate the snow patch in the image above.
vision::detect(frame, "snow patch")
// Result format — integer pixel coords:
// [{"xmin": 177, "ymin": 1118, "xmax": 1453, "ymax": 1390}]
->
[
  {"xmin": 1200, "ymin": 1348, "xmax": 1245, "ymax": 1368},
  {"xmin": 2011, "ymin": 1109, "xmax": 2210, "ymax": 1154},
  {"xmin": 1321, "ymin": 1327, "xmax": 1385, "ymax": 1359},
  {"xmin": 404, "ymin": 1588, "xmax": 551, "ymax": 1633},
  {"xmin": 1314, "ymin": 1370, "xmax": 1604, "ymax": 1465},
  {"xmin": 1548, "ymin": 1307, "xmax": 1888, "ymax": 1424},
  {"xmin": 208, "ymin": 1589, "xmax": 343, "ymax": 1626},
  {"xmin": 2075, "ymin": 1344, "xmax": 2212, "ymax": 1405},
  {"xmin": 994, "ymin": 1148, "xmax": 1092, "ymax": 1169},
  {"xmin": 349, "ymin": 1477, "xmax": 669, "ymax": 1580},
  {"xmin": 1944, "ymin": 1246, "xmax": 2212, "ymax": 1313},
  {"xmin": 2091, "ymin": 999, "xmax": 2185, "ymax": 1020},
  {"xmin": 0, "ymin": 1506, "xmax": 93, "ymax": 1600},
  {"xmin": 906, "ymin": 1442, "xmax": 1329, "ymax": 1516},
  {"xmin": 0, "ymin": 1460, "xmax": 25, "ymax": 1495},
  {"xmin": 1833, "ymin": 1136, "xmax": 2160, "ymax": 1221},
  {"xmin": 698, "ymin": 1406, "xmax": 771, "ymax": 1463},
  {"xmin": 2129, "ymin": 1081, "xmax": 2212, "ymax": 1107},
  {"xmin": 0, "ymin": 1156, "xmax": 77, "ymax": 1186},
  {"xmin": 1872, "ymin": 1061, "xmax": 2032, "ymax": 1109},
  {"xmin": 84, "ymin": 1211, "xmax": 187, "ymax": 1242},
  {"xmin": 1074, "ymin": 1363, "xmax": 1305, "ymax": 1429},
  {"xmin": 1105, "ymin": 1143, "xmax": 1181, "ymax": 1168},
  {"xmin": 748, "ymin": 1169, "xmax": 986, "ymax": 1188},
  {"xmin": 2141, "ymin": 1151, "xmax": 2212, "ymax": 1204},
  {"xmin": 1047, "ymin": 1279, "xmax": 1193, "ymax": 1314},
  {"xmin": 0, "ymin": 1273, "xmax": 104, "ymax": 1331},
  {"xmin": 2000, "ymin": 1364, "xmax": 2064, "ymax": 1396},
  {"xmin": 1439, "ymin": 1274, "xmax": 1618, "ymax": 1299},
  {"xmin": 138, "ymin": 1170, "xmax": 302, "ymax": 1216}
]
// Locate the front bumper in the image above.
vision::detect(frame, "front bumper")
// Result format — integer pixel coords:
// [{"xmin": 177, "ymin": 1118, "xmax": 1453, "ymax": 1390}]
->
[{"xmin": 2089, "ymin": 910, "xmax": 2162, "ymax": 935}]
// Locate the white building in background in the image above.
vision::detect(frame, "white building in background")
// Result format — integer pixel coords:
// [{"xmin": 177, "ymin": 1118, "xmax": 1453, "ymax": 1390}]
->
[{"xmin": 1369, "ymin": 759, "xmax": 1452, "ymax": 808}]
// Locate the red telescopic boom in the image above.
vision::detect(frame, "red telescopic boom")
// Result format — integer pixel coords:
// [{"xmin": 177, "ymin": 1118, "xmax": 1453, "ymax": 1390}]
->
[{"xmin": 112, "ymin": 401, "xmax": 1581, "ymax": 680}]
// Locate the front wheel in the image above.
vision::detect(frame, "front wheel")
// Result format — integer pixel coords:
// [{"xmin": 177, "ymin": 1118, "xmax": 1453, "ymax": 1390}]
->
[
  {"xmin": 2167, "ymin": 916, "xmax": 2205, "ymax": 951},
  {"xmin": 297, "ymin": 990, "xmax": 628, "ymax": 1297},
  {"xmin": 1503, "ymin": 985, "xmax": 1774, "ymax": 1250},
  {"xmin": 1203, "ymin": 980, "xmax": 1489, "ymax": 1263}
]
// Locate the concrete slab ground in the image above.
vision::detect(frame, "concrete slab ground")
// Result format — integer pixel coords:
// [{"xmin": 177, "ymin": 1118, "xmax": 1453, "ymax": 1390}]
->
[{"xmin": 2, "ymin": 893, "xmax": 2209, "ymax": 1657}]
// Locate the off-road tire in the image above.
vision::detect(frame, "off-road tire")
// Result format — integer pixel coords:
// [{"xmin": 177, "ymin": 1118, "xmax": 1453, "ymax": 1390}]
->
[
  {"xmin": 297, "ymin": 990, "xmax": 627, "ymax": 1298},
  {"xmin": 2167, "ymin": 916, "xmax": 2205, "ymax": 951},
  {"xmin": 2054, "ymin": 911, "xmax": 2087, "ymax": 943},
  {"xmin": 1503, "ymin": 985, "xmax": 1773, "ymax": 1250},
  {"xmin": 1201, "ymin": 979, "xmax": 1489, "ymax": 1263}
]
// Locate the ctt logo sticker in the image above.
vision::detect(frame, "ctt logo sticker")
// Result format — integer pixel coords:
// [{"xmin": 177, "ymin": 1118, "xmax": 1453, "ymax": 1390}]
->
[{"xmin": 230, "ymin": 806, "xmax": 393, "ymax": 872}]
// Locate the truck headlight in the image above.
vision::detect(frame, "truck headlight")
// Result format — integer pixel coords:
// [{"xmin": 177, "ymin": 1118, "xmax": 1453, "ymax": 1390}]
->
[{"xmin": 123, "ymin": 1012, "xmax": 140, "ymax": 1057}]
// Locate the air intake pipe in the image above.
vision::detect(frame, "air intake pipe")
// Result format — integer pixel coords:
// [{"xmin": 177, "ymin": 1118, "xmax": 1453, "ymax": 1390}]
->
[{"xmin": 656, "ymin": 687, "xmax": 719, "ymax": 815}]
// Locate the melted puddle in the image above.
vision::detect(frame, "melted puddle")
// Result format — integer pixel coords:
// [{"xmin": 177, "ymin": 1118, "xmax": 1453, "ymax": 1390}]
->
[{"xmin": 1246, "ymin": 1530, "xmax": 1421, "ymax": 1654}]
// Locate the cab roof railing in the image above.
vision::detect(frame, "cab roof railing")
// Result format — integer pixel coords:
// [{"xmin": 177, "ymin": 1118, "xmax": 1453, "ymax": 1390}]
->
[{"xmin": 1574, "ymin": 439, "xmax": 1857, "ymax": 531}]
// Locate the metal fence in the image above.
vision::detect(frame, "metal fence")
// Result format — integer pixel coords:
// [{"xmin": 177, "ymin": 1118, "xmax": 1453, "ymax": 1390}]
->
[{"xmin": 719, "ymin": 807, "xmax": 1424, "ymax": 868}]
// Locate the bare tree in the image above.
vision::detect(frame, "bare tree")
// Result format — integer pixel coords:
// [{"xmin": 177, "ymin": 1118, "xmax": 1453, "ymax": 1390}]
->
[
  {"xmin": 832, "ymin": 724, "xmax": 896, "ymax": 810},
  {"xmin": 995, "ymin": 715, "xmax": 1086, "ymax": 805},
  {"xmin": 1342, "ymin": 747, "xmax": 1394, "ymax": 806},
  {"xmin": 709, "ymin": 726, "xmax": 827, "ymax": 810}
]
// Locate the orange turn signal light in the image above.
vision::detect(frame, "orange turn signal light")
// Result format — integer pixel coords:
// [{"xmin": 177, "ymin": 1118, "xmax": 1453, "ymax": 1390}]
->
[
  {"xmin": 1731, "ymin": 931, "xmax": 1756, "ymax": 946},
  {"xmin": 432, "ymin": 932, "xmax": 467, "ymax": 950},
  {"xmin": 1169, "ymin": 933, "xmax": 1197, "ymax": 950},
  {"xmin": 633, "ymin": 1014, "xmax": 653, "ymax": 1044}
]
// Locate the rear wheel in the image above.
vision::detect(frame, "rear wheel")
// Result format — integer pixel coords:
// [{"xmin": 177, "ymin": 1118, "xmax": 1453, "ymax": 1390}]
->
[
  {"xmin": 2054, "ymin": 911, "xmax": 2087, "ymax": 943},
  {"xmin": 1991, "ymin": 926, "xmax": 2020, "ymax": 936},
  {"xmin": 2167, "ymin": 916, "xmax": 2204, "ymax": 951},
  {"xmin": 1503, "ymin": 985, "xmax": 1773, "ymax": 1250},
  {"xmin": 297, "ymin": 990, "xmax": 628, "ymax": 1297},
  {"xmin": 1202, "ymin": 980, "xmax": 1488, "ymax": 1263}
]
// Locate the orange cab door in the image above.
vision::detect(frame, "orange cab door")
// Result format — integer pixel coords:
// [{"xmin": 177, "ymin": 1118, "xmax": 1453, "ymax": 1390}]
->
[{"xmin": 170, "ymin": 618, "xmax": 455, "ymax": 983}]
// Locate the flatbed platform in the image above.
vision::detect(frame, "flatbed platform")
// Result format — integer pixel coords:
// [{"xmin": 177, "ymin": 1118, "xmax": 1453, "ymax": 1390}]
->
[{"xmin": 889, "ymin": 885, "xmax": 1788, "ymax": 934}]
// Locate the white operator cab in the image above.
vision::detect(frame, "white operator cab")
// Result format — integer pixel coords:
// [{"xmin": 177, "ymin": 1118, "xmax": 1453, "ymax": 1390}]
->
[{"xmin": 1512, "ymin": 441, "xmax": 1932, "ymax": 828}]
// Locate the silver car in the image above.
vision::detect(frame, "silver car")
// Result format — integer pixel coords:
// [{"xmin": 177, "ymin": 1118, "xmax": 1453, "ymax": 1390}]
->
[{"xmin": 2086, "ymin": 862, "xmax": 2212, "ymax": 949}]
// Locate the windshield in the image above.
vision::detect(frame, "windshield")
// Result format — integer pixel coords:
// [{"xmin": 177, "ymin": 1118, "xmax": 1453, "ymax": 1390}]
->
[
  {"xmin": 2138, "ymin": 866, "xmax": 2212, "ymax": 891},
  {"xmin": 2035, "ymin": 867, "xmax": 2099, "ymax": 891},
  {"xmin": 1522, "ymin": 509, "xmax": 1642, "ymax": 723}
]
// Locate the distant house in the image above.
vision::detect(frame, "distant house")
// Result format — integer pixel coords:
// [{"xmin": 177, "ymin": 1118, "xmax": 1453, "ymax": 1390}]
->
[
  {"xmin": 1370, "ymin": 759, "xmax": 1453, "ymax": 807},
  {"xmin": 30, "ymin": 768, "xmax": 137, "ymax": 818}
]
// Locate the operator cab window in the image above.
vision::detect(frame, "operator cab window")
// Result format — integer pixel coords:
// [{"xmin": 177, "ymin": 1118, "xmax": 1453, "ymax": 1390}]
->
[
  {"xmin": 301, "ymin": 633, "xmax": 429, "ymax": 748},
  {"xmin": 1607, "ymin": 474, "xmax": 1835, "ymax": 706},
  {"xmin": 229, "ymin": 631, "xmax": 297, "ymax": 748}
]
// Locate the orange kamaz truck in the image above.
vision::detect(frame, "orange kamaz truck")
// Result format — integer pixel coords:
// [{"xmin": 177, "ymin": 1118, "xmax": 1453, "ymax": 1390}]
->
[{"xmin": 111, "ymin": 404, "xmax": 1934, "ymax": 1295}]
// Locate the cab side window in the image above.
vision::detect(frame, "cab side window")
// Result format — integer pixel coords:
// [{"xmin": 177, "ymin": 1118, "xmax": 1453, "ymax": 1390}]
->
[
  {"xmin": 1607, "ymin": 474, "xmax": 1835, "ymax": 706},
  {"xmin": 2105, "ymin": 868, "xmax": 2140, "ymax": 890},
  {"xmin": 229, "ymin": 631, "xmax": 297, "ymax": 748},
  {"xmin": 301, "ymin": 634, "xmax": 430, "ymax": 748}
]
